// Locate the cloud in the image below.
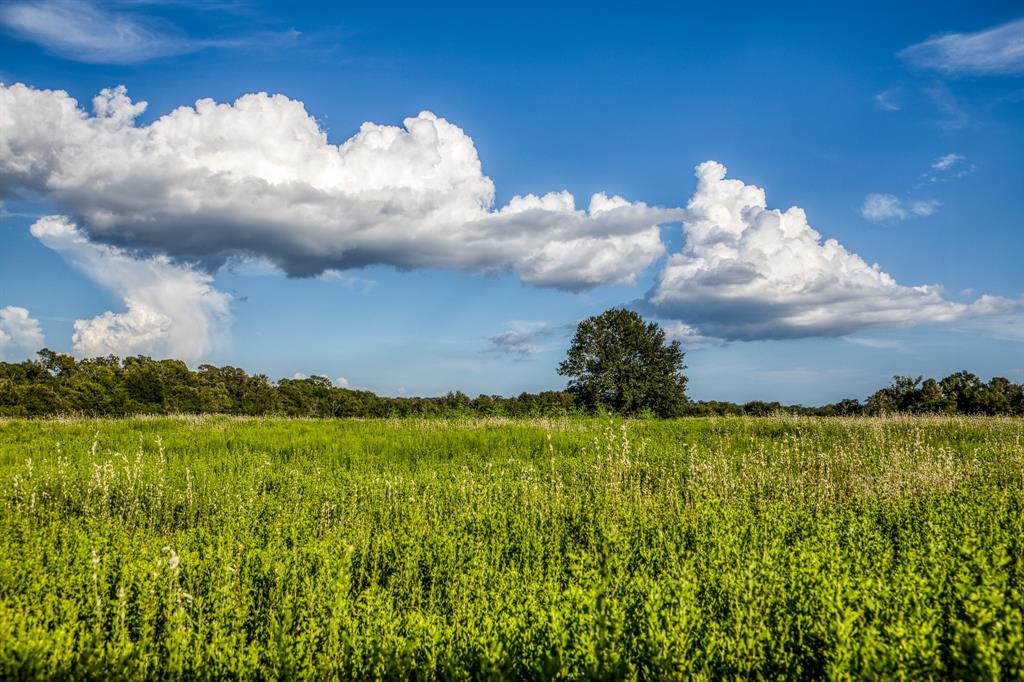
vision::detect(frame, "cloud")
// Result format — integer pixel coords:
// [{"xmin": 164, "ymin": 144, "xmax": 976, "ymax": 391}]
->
[
  {"xmin": 290, "ymin": 372, "xmax": 349, "ymax": 388},
  {"xmin": 29, "ymin": 215, "xmax": 231, "ymax": 361},
  {"xmin": 645, "ymin": 161, "xmax": 1016, "ymax": 341},
  {"xmin": 752, "ymin": 367, "xmax": 863, "ymax": 383},
  {"xmin": 932, "ymin": 153, "xmax": 965, "ymax": 171},
  {"xmin": 908, "ymin": 199, "xmax": 940, "ymax": 216},
  {"xmin": 0, "ymin": 306, "xmax": 45, "ymax": 359},
  {"xmin": 0, "ymin": 83, "xmax": 676, "ymax": 291},
  {"xmin": 318, "ymin": 270, "xmax": 378, "ymax": 293},
  {"xmin": 844, "ymin": 336, "xmax": 906, "ymax": 350},
  {"xmin": 900, "ymin": 18, "xmax": 1024, "ymax": 76},
  {"xmin": 959, "ymin": 303, "xmax": 1024, "ymax": 342},
  {"xmin": 875, "ymin": 88, "xmax": 902, "ymax": 111},
  {"xmin": 862, "ymin": 193, "xmax": 906, "ymax": 221},
  {"xmin": 0, "ymin": 0, "xmax": 296, "ymax": 64},
  {"xmin": 659, "ymin": 320, "xmax": 719, "ymax": 349},
  {"xmin": 0, "ymin": 0, "xmax": 196, "ymax": 63},
  {"xmin": 924, "ymin": 153, "xmax": 975, "ymax": 182},
  {"xmin": 922, "ymin": 83, "xmax": 973, "ymax": 130},
  {"xmin": 861, "ymin": 194, "xmax": 939, "ymax": 221},
  {"xmin": 487, "ymin": 322, "xmax": 558, "ymax": 358},
  {"xmin": 4, "ymin": 82, "xmax": 1015, "ymax": 351}
]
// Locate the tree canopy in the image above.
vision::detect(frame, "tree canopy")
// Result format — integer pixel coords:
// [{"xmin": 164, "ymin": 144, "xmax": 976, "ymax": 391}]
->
[
  {"xmin": 865, "ymin": 372, "xmax": 1024, "ymax": 415},
  {"xmin": 558, "ymin": 308, "xmax": 688, "ymax": 417},
  {"xmin": 0, "ymin": 348, "xmax": 1021, "ymax": 418}
]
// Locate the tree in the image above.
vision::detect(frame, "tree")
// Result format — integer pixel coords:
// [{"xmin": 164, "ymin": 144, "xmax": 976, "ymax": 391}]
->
[
  {"xmin": 37, "ymin": 348, "xmax": 78, "ymax": 378},
  {"xmin": 866, "ymin": 375, "xmax": 922, "ymax": 414},
  {"xmin": 821, "ymin": 399, "xmax": 863, "ymax": 416},
  {"xmin": 940, "ymin": 371, "xmax": 984, "ymax": 414},
  {"xmin": 558, "ymin": 308, "xmax": 687, "ymax": 416},
  {"xmin": 123, "ymin": 356, "xmax": 167, "ymax": 411},
  {"xmin": 912, "ymin": 378, "xmax": 950, "ymax": 413}
]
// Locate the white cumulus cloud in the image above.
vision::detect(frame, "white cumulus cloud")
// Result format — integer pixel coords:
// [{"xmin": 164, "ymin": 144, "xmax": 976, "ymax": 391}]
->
[
  {"xmin": 0, "ymin": 306, "xmax": 45, "ymax": 359},
  {"xmin": 3, "ymin": 82, "xmax": 1018, "ymax": 351},
  {"xmin": 29, "ymin": 215, "xmax": 231, "ymax": 361},
  {"xmin": 0, "ymin": 83, "xmax": 676, "ymax": 292},
  {"xmin": 645, "ymin": 161, "xmax": 1014, "ymax": 341},
  {"xmin": 900, "ymin": 18, "xmax": 1024, "ymax": 76}
]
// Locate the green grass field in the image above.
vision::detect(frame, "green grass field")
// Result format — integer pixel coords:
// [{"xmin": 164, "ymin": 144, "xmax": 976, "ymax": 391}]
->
[{"xmin": 1, "ymin": 416, "xmax": 1022, "ymax": 679}]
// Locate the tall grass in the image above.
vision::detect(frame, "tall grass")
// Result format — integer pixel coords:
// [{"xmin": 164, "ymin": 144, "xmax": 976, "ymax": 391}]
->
[{"xmin": 1, "ymin": 416, "xmax": 1022, "ymax": 679}]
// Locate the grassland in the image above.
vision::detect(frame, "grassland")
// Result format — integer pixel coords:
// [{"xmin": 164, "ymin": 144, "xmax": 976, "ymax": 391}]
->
[{"xmin": 1, "ymin": 415, "xmax": 1022, "ymax": 679}]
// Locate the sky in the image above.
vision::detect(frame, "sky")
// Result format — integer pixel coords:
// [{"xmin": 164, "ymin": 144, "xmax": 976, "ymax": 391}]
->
[{"xmin": 0, "ymin": 0, "xmax": 1022, "ymax": 404}]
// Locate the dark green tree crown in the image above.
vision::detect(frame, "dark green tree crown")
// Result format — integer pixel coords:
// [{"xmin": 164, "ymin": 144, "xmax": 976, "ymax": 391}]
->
[{"xmin": 558, "ymin": 308, "xmax": 688, "ymax": 417}]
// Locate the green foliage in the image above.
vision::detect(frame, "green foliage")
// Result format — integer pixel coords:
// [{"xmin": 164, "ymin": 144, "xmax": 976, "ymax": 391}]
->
[
  {"xmin": 866, "ymin": 372, "xmax": 1024, "ymax": 416},
  {"xmin": 0, "ymin": 350, "xmax": 581, "ymax": 419},
  {"xmin": 2, "ymin": 349, "xmax": 1022, "ymax": 419},
  {"xmin": 558, "ymin": 309, "xmax": 688, "ymax": 416},
  {"xmin": 1, "ymin": 415, "xmax": 1022, "ymax": 678}
]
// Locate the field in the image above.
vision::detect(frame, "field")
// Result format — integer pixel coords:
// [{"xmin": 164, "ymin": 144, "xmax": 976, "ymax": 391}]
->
[{"xmin": 1, "ymin": 416, "xmax": 1023, "ymax": 679}]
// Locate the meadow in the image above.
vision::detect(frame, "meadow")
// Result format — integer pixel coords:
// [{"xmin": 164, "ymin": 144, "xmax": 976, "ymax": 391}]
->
[{"xmin": 1, "ymin": 415, "xmax": 1022, "ymax": 679}]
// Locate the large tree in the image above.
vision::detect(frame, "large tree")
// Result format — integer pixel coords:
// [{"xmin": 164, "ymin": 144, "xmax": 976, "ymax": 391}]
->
[{"xmin": 558, "ymin": 308, "xmax": 687, "ymax": 416}]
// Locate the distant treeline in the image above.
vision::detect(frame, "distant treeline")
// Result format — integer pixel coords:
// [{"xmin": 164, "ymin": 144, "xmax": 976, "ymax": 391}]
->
[{"xmin": 1, "ymin": 350, "xmax": 1022, "ymax": 418}]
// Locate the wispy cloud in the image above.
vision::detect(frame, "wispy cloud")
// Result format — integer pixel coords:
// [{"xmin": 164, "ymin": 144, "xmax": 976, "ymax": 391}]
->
[
  {"xmin": 874, "ymin": 88, "xmax": 902, "ymax": 111},
  {"xmin": 864, "ymin": 152, "xmax": 976, "ymax": 221},
  {"xmin": 319, "ymin": 270, "xmax": 378, "ymax": 294},
  {"xmin": 486, "ymin": 322, "xmax": 560, "ymax": 359},
  {"xmin": 861, "ymin": 194, "xmax": 941, "ymax": 221},
  {"xmin": 861, "ymin": 193, "xmax": 907, "ymax": 221},
  {"xmin": 752, "ymin": 367, "xmax": 864, "ymax": 383},
  {"xmin": 844, "ymin": 336, "xmax": 906, "ymax": 350},
  {"xmin": 956, "ymin": 302, "xmax": 1024, "ymax": 342},
  {"xmin": 932, "ymin": 153, "xmax": 964, "ymax": 171},
  {"xmin": 0, "ymin": 201, "xmax": 44, "ymax": 220},
  {"xmin": 922, "ymin": 83, "xmax": 973, "ymax": 129},
  {"xmin": 0, "ymin": 0, "xmax": 298, "ymax": 64},
  {"xmin": 922, "ymin": 153, "xmax": 975, "ymax": 183},
  {"xmin": 900, "ymin": 18, "xmax": 1024, "ymax": 76},
  {"xmin": 908, "ymin": 199, "xmax": 941, "ymax": 216},
  {"xmin": 0, "ymin": 0, "xmax": 194, "ymax": 63}
]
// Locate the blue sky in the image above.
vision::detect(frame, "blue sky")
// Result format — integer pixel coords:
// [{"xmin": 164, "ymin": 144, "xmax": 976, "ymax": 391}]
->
[{"xmin": 0, "ymin": 0, "xmax": 1022, "ymax": 404}]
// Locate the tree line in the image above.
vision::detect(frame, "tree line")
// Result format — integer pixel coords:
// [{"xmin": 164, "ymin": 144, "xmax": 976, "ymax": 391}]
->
[{"xmin": 1, "ymin": 349, "xmax": 1021, "ymax": 418}]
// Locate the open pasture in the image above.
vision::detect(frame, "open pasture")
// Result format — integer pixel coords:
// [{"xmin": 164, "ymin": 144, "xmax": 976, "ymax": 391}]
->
[{"xmin": 1, "ymin": 416, "xmax": 1022, "ymax": 679}]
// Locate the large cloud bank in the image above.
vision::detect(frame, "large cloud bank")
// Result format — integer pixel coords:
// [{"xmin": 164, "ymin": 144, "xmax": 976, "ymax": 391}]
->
[
  {"xmin": 30, "ymin": 216, "xmax": 231, "ymax": 361},
  {"xmin": 0, "ymin": 306, "xmax": 45, "ymax": 359},
  {"xmin": 0, "ymin": 83, "xmax": 673, "ymax": 291},
  {"xmin": 2, "ymin": 83, "xmax": 1018, "ymax": 358},
  {"xmin": 646, "ymin": 162, "xmax": 1015, "ymax": 341}
]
